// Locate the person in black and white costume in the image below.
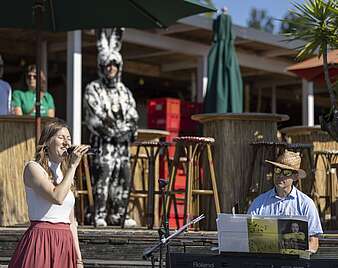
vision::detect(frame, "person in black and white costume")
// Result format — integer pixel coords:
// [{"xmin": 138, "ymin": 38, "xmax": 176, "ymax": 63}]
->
[{"xmin": 84, "ymin": 28, "xmax": 139, "ymax": 227}]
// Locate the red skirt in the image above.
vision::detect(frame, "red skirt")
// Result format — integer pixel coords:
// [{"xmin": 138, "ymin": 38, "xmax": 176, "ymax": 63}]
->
[{"xmin": 9, "ymin": 221, "xmax": 77, "ymax": 268}]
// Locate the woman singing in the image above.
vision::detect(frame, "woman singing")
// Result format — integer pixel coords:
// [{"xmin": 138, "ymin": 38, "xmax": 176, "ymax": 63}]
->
[{"xmin": 9, "ymin": 119, "xmax": 89, "ymax": 267}]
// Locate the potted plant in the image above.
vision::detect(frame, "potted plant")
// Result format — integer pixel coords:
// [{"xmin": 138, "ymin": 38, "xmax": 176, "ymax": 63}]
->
[{"xmin": 283, "ymin": 0, "xmax": 338, "ymax": 139}]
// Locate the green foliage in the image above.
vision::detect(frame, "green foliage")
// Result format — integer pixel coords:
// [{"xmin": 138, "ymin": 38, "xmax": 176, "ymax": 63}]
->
[
  {"xmin": 247, "ymin": 8, "xmax": 275, "ymax": 33},
  {"xmin": 326, "ymin": 1, "xmax": 338, "ymax": 47},
  {"xmin": 284, "ymin": 0, "xmax": 338, "ymax": 60},
  {"xmin": 279, "ymin": 11, "xmax": 309, "ymax": 34},
  {"xmin": 283, "ymin": 0, "xmax": 338, "ymax": 110}
]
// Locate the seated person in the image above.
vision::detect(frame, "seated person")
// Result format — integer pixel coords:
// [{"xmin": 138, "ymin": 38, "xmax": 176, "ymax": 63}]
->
[
  {"xmin": 248, "ymin": 150, "xmax": 323, "ymax": 253},
  {"xmin": 12, "ymin": 65, "xmax": 55, "ymax": 117}
]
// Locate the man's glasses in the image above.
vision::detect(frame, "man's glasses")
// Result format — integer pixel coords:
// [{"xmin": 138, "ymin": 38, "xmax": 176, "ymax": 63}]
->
[
  {"xmin": 274, "ymin": 167, "xmax": 294, "ymax": 177},
  {"xmin": 27, "ymin": 74, "xmax": 37, "ymax": 80}
]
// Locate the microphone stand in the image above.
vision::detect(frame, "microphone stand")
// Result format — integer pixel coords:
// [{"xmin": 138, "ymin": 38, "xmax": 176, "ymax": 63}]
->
[
  {"xmin": 159, "ymin": 178, "xmax": 169, "ymax": 268},
  {"xmin": 143, "ymin": 214, "xmax": 205, "ymax": 267},
  {"xmin": 142, "ymin": 178, "xmax": 169, "ymax": 268}
]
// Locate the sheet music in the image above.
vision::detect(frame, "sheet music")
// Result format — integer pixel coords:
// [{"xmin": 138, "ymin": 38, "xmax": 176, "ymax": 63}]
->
[{"xmin": 217, "ymin": 214, "xmax": 308, "ymax": 255}]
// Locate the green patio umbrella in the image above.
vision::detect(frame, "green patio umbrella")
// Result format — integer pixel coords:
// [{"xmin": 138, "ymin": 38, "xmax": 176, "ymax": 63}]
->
[
  {"xmin": 204, "ymin": 13, "xmax": 243, "ymax": 113},
  {"xmin": 0, "ymin": 0, "xmax": 215, "ymax": 31},
  {"xmin": 0, "ymin": 0, "xmax": 216, "ymax": 143}
]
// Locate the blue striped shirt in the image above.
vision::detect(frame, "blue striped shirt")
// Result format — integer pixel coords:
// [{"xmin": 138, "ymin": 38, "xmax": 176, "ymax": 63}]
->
[{"xmin": 248, "ymin": 187, "xmax": 323, "ymax": 236}]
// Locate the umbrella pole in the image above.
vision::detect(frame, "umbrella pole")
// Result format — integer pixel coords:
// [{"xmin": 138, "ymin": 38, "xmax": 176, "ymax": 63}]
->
[{"xmin": 34, "ymin": 0, "xmax": 44, "ymax": 146}]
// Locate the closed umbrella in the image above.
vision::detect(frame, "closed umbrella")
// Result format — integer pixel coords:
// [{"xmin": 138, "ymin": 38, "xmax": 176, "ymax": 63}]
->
[
  {"xmin": 204, "ymin": 13, "xmax": 243, "ymax": 113},
  {"xmin": 0, "ymin": 0, "xmax": 216, "ymax": 142}
]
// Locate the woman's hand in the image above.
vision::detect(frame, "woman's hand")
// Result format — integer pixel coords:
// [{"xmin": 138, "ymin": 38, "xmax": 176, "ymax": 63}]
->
[
  {"xmin": 76, "ymin": 259, "xmax": 84, "ymax": 268},
  {"xmin": 69, "ymin": 145, "xmax": 90, "ymax": 168}
]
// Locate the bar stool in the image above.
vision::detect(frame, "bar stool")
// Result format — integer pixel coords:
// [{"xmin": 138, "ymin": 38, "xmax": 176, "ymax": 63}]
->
[
  {"xmin": 165, "ymin": 136, "xmax": 221, "ymax": 229},
  {"xmin": 248, "ymin": 141, "xmax": 287, "ymax": 197},
  {"xmin": 74, "ymin": 154, "xmax": 94, "ymax": 225},
  {"xmin": 314, "ymin": 150, "xmax": 338, "ymax": 228},
  {"xmin": 122, "ymin": 141, "xmax": 171, "ymax": 229},
  {"xmin": 126, "ymin": 151, "xmax": 149, "ymax": 225}
]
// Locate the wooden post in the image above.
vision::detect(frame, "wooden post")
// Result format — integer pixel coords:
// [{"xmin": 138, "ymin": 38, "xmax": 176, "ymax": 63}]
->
[
  {"xmin": 34, "ymin": 0, "xmax": 44, "ymax": 145},
  {"xmin": 67, "ymin": 31, "xmax": 82, "ymax": 145},
  {"xmin": 302, "ymin": 79, "xmax": 314, "ymax": 126}
]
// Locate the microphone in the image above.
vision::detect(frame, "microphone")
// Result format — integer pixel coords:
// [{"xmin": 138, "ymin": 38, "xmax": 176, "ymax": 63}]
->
[{"xmin": 66, "ymin": 146, "xmax": 98, "ymax": 156}]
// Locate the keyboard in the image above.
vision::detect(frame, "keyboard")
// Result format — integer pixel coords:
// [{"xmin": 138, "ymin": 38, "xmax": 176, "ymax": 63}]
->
[{"xmin": 167, "ymin": 252, "xmax": 338, "ymax": 268}]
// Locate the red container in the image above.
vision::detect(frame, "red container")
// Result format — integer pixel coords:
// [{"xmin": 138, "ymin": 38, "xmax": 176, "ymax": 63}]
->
[
  {"xmin": 179, "ymin": 102, "xmax": 202, "ymax": 134},
  {"xmin": 164, "ymin": 132, "xmax": 179, "ymax": 143},
  {"xmin": 180, "ymin": 101, "xmax": 203, "ymax": 118},
  {"xmin": 174, "ymin": 173, "xmax": 186, "ymax": 190},
  {"xmin": 159, "ymin": 142, "xmax": 187, "ymax": 189},
  {"xmin": 158, "ymin": 132, "xmax": 177, "ymax": 179},
  {"xmin": 167, "ymin": 144, "xmax": 176, "ymax": 157},
  {"xmin": 169, "ymin": 201, "xmax": 185, "ymax": 228},
  {"xmin": 148, "ymin": 98, "xmax": 180, "ymax": 115},
  {"xmin": 169, "ymin": 201, "xmax": 185, "ymax": 217},
  {"xmin": 180, "ymin": 117, "xmax": 200, "ymax": 134},
  {"xmin": 159, "ymin": 159, "xmax": 186, "ymax": 187},
  {"xmin": 148, "ymin": 113, "xmax": 180, "ymax": 130},
  {"xmin": 169, "ymin": 217, "xmax": 184, "ymax": 229},
  {"xmin": 147, "ymin": 98, "xmax": 181, "ymax": 131},
  {"xmin": 158, "ymin": 196, "xmax": 185, "ymax": 229}
]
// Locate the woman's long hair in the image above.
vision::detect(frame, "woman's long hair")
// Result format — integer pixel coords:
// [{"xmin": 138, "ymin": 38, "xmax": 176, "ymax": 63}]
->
[
  {"xmin": 35, "ymin": 119, "xmax": 71, "ymax": 184},
  {"xmin": 26, "ymin": 64, "xmax": 47, "ymax": 92}
]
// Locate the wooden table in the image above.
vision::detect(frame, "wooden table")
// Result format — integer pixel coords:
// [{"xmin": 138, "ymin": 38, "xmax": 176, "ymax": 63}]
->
[
  {"xmin": 137, "ymin": 129, "xmax": 170, "ymax": 141},
  {"xmin": 192, "ymin": 113, "xmax": 289, "ymax": 229}
]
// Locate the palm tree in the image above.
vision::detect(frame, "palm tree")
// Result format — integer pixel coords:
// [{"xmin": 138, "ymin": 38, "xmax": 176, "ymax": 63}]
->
[{"xmin": 283, "ymin": 0, "xmax": 338, "ymax": 137}]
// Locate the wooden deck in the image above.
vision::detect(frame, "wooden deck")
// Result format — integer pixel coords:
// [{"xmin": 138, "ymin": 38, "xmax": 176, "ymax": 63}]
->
[
  {"xmin": 0, "ymin": 225, "xmax": 217, "ymax": 267},
  {"xmin": 0, "ymin": 226, "xmax": 337, "ymax": 267}
]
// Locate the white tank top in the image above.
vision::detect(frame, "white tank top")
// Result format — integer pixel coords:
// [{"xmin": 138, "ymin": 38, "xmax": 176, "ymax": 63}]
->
[{"xmin": 25, "ymin": 161, "xmax": 75, "ymax": 223}]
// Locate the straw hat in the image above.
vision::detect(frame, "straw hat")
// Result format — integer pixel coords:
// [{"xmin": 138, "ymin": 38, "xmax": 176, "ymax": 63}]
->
[{"xmin": 265, "ymin": 150, "xmax": 306, "ymax": 179}]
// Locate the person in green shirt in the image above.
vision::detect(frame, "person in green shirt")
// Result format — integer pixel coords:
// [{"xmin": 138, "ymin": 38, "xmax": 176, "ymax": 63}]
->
[{"xmin": 12, "ymin": 65, "xmax": 55, "ymax": 117}]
